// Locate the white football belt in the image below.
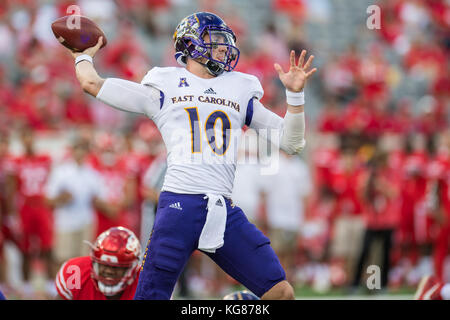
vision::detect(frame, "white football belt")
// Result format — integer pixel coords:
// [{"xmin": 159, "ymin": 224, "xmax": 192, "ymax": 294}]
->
[{"xmin": 198, "ymin": 194, "xmax": 227, "ymax": 253}]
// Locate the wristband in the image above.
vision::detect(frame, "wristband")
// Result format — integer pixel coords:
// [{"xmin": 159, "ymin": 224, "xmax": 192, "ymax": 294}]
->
[
  {"xmin": 286, "ymin": 89, "xmax": 305, "ymax": 106},
  {"xmin": 75, "ymin": 54, "xmax": 93, "ymax": 66}
]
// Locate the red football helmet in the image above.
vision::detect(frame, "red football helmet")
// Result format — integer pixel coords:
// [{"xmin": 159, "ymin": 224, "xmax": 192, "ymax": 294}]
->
[{"xmin": 90, "ymin": 227, "xmax": 141, "ymax": 296}]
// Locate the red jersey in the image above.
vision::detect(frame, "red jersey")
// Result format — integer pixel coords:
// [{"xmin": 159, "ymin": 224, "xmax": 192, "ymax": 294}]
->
[
  {"xmin": 429, "ymin": 154, "xmax": 450, "ymax": 219},
  {"xmin": 118, "ymin": 152, "xmax": 155, "ymax": 238},
  {"xmin": 7, "ymin": 154, "xmax": 53, "ymax": 252},
  {"xmin": 99, "ymin": 166, "xmax": 128, "ymax": 204},
  {"xmin": 401, "ymin": 152, "xmax": 428, "ymax": 202},
  {"xmin": 91, "ymin": 158, "xmax": 131, "ymax": 236},
  {"xmin": 329, "ymin": 156, "xmax": 366, "ymax": 216},
  {"xmin": 120, "ymin": 152, "xmax": 144, "ymax": 178},
  {"xmin": 312, "ymin": 147, "xmax": 339, "ymax": 189},
  {"xmin": 55, "ymin": 256, "xmax": 139, "ymax": 300},
  {"xmin": 11, "ymin": 154, "xmax": 52, "ymax": 204},
  {"xmin": 363, "ymin": 167, "xmax": 401, "ymax": 229}
]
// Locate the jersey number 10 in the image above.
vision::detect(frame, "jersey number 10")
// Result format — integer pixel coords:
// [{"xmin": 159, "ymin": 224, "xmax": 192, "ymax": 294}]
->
[{"xmin": 185, "ymin": 107, "xmax": 231, "ymax": 156}]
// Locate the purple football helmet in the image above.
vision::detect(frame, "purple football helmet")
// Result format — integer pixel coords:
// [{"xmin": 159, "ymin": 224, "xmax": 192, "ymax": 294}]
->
[{"xmin": 173, "ymin": 12, "xmax": 240, "ymax": 76}]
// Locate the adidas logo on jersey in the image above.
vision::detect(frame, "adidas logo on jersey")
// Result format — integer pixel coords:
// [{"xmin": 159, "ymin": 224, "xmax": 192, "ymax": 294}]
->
[
  {"xmin": 204, "ymin": 88, "xmax": 216, "ymax": 94},
  {"xmin": 169, "ymin": 202, "xmax": 183, "ymax": 210},
  {"xmin": 215, "ymin": 199, "xmax": 223, "ymax": 207}
]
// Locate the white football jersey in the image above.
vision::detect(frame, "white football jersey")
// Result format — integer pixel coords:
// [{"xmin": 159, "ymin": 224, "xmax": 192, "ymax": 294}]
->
[{"xmin": 141, "ymin": 67, "xmax": 263, "ymax": 197}]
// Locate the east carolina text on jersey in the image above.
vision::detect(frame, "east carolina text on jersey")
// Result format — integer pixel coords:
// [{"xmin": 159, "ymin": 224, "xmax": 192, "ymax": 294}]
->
[
  {"xmin": 170, "ymin": 95, "xmax": 240, "ymax": 112},
  {"xmin": 141, "ymin": 67, "xmax": 263, "ymax": 197}
]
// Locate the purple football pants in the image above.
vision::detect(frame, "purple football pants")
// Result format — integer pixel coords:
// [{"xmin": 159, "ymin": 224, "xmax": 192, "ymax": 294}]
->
[{"xmin": 134, "ymin": 191, "xmax": 286, "ymax": 300}]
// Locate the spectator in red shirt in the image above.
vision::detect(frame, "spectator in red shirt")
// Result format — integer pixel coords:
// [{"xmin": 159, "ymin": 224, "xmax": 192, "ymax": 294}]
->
[
  {"xmin": 329, "ymin": 147, "xmax": 367, "ymax": 281},
  {"xmin": 102, "ymin": 21, "xmax": 150, "ymax": 82},
  {"xmin": 351, "ymin": 150, "xmax": 400, "ymax": 291},
  {"xmin": 273, "ymin": 0, "xmax": 306, "ymax": 23},
  {"xmin": 404, "ymin": 38, "xmax": 446, "ymax": 82},
  {"xmin": 317, "ymin": 98, "xmax": 344, "ymax": 133},
  {"xmin": 378, "ymin": 0, "xmax": 405, "ymax": 47},
  {"xmin": 64, "ymin": 89, "xmax": 93, "ymax": 126}
]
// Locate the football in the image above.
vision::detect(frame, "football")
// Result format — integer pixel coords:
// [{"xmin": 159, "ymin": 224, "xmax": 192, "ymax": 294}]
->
[{"xmin": 51, "ymin": 15, "xmax": 107, "ymax": 52}]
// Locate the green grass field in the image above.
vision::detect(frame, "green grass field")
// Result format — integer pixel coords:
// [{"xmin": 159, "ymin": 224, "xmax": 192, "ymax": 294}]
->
[{"xmin": 293, "ymin": 285, "xmax": 415, "ymax": 300}]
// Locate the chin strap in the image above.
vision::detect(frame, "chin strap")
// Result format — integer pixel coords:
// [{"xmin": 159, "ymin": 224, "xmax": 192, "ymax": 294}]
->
[
  {"xmin": 176, "ymin": 51, "xmax": 225, "ymax": 76},
  {"xmin": 206, "ymin": 60, "xmax": 225, "ymax": 76},
  {"xmin": 193, "ymin": 58, "xmax": 224, "ymax": 76}
]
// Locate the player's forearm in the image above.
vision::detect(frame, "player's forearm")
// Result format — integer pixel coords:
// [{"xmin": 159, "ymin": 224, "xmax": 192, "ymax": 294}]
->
[
  {"xmin": 249, "ymin": 99, "xmax": 306, "ymax": 155},
  {"xmin": 279, "ymin": 89, "xmax": 306, "ymax": 154},
  {"xmin": 75, "ymin": 60, "xmax": 105, "ymax": 97},
  {"xmin": 280, "ymin": 109, "xmax": 306, "ymax": 155},
  {"xmin": 46, "ymin": 193, "xmax": 72, "ymax": 209},
  {"xmin": 4, "ymin": 175, "xmax": 17, "ymax": 213},
  {"xmin": 287, "ymin": 104, "xmax": 304, "ymax": 114},
  {"xmin": 46, "ymin": 197, "xmax": 61, "ymax": 209}
]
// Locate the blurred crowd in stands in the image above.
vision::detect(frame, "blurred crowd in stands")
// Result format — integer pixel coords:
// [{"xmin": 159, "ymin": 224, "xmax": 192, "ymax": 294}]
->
[{"xmin": 0, "ymin": 0, "xmax": 449, "ymax": 299}]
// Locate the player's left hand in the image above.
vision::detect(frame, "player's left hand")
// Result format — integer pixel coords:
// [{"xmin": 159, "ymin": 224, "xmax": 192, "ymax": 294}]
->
[{"xmin": 274, "ymin": 50, "xmax": 317, "ymax": 92}]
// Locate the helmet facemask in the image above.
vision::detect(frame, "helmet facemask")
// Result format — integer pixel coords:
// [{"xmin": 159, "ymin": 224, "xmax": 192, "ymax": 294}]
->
[
  {"xmin": 174, "ymin": 13, "xmax": 240, "ymax": 76},
  {"xmin": 198, "ymin": 28, "xmax": 239, "ymax": 76},
  {"xmin": 87, "ymin": 227, "xmax": 141, "ymax": 297},
  {"xmin": 91, "ymin": 259, "xmax": 139, "ymax": 296}
]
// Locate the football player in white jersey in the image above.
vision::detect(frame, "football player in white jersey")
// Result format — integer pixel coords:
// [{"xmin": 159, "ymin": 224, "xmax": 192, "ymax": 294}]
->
[{"xmin": 68, "ymin": 12, "xmax": 316, "ymax": 300}]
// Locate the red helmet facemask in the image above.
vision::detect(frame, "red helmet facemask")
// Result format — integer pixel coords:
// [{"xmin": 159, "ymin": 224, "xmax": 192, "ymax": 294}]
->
[{"xmin": 89, "ymin": 227, "xmax": 141, "ymax": 296}]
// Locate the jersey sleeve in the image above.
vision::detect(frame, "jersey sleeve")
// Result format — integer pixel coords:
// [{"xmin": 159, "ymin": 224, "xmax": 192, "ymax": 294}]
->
[
  {"xmin": 141, "ymin": 67, "xmax": 163, "ymax": 87},
  {"xmin": 140, "ymin": 67, "xmax": 171, "ymax": 119},
  {"xmin": 245, "ymin": 74, "xmax": 264, "ymax": 101},
  {"xmin": 247, "ymin": 98, "xmax": 284, "ymax": 146},
  {"xmin": 96, "ymin": 78, "xmax": 162, "ymax": 119},
  {"xmin": 242, "ymin": 74, "xmax": 264, "ymax": 127},
  {"xmin": 55, "ymin": 261, "xmax": 74, "ymax": 300}
]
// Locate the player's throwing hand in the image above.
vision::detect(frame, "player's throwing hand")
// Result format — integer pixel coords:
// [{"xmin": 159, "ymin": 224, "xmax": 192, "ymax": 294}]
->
[
  {"xmin": 69, "ymin": 36, "xmax": 104, "ymax": 59},
  {"xmin": 274, "ymin": 50, "xmax": 317, "ymax": 92}
]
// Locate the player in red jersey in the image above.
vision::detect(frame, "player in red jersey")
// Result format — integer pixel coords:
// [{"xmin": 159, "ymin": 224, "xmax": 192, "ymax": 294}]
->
[
  {"xmin": 90, "ymin": 133, "xmax": 136, "ymax": 236},
  {"xmin": 0, "ymin": 132, "xmax": 21, "ymax": 288},
  {"xmin": 397, "ymin": 134, "xmax": 429, "ymax": 270},
  {"xmin": 8, "ymin": 127, "xmax": 54, "ymax": 295},
  {"xmin": 116, "ymin": 130, "xmax": 153, "ymax": 239},
  {"xmin": 55, "ymin": 226, "xmax": 141, "ymax": 300},
  {"xmin": 414, "ymin": 275, "xmax": 450, "ymax": 300},
  {"xmin": 430, "ymin": 131, "xmax": 450, "ymax": 282}
]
